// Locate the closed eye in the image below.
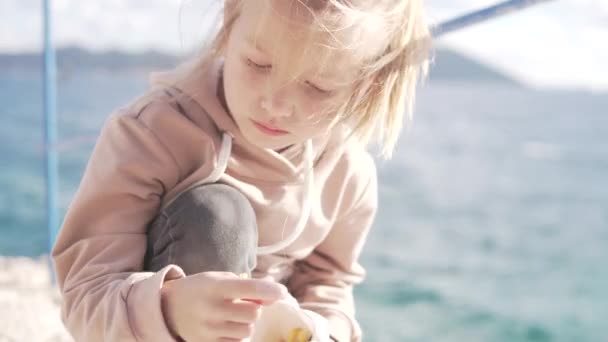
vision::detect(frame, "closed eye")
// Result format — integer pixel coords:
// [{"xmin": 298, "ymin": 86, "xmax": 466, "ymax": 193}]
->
[
  {"xmin": 305, "ymin": 81, "xmax": 333, "ymax": 95},
  {"xmin": 246, "ymin": 57, "xmax": 333, "ymax": 95},
  {"xmin": 246, "ymin": 58, "xmax": 271, "ymax": 71}
]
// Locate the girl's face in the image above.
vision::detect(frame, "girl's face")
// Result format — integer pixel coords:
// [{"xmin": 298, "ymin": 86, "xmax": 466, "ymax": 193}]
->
[{"xmin": 222, "ymin": 0, "xmax": 363, "ymax": 150}]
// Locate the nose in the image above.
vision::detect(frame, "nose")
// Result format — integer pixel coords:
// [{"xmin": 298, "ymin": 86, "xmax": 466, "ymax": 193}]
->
[{"xmin": 261, "ymin": 87, "xmax": 294, "ymax": 119}]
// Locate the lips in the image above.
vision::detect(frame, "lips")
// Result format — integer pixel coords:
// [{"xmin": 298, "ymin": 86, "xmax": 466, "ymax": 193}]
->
[{"xmin": 250, "ymin": 119, "xmax": 289, "ymax": 136}]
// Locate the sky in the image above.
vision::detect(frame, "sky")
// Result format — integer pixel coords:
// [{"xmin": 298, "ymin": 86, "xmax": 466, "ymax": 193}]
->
[{"xmin": 1, "ymin": 0, "xmax": 607, "ymax": 92}]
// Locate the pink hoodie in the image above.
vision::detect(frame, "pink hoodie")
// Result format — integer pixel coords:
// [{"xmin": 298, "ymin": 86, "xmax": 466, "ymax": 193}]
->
[{"xmin": 51, "ymin": 60, "xmax": 378, "ymax": 342}]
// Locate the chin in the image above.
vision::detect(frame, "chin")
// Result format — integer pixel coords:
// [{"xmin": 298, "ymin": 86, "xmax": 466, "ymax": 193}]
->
[{"xmin": 238, "ymin": 129, "xmax": 289, "ymax": 150}]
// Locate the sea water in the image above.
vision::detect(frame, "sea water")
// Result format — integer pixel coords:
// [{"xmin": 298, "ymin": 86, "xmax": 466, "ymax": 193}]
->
[{"xmin": 1, "ymin": 70, "xmax": 606, "ymax": 341}]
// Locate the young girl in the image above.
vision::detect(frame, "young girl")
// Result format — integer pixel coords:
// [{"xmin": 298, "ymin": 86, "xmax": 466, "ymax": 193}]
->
[{"xmin": 52, "ymin": 0, "xmax": 431, "ymax": 341}]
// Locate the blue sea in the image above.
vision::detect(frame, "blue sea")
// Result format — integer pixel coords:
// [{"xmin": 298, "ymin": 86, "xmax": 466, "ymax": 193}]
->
[{"xmin": 1, "ymin": 70, "xmax": 607, "ymax": 341}]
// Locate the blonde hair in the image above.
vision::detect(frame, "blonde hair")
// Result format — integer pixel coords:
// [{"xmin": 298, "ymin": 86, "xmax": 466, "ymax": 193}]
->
[{"xmin": 174, "ymin": 0, "xmax": 432, "ymax": 159}]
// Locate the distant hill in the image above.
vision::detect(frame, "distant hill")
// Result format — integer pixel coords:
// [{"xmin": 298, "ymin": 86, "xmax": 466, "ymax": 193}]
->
[
  {"xmin": 0, "ymin": 46, "xmax": 516, "ymax": 84},
  {"xmin": 0, "ymin": 46, "xmax": 177, "ymax": 72},
  {"xmin": 429, "ymin": 48, "xmax": 517, "ymax": 84}
]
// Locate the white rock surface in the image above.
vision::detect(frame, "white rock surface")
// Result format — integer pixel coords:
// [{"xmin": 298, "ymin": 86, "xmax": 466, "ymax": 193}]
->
[{"xmin": 0, "ymin": 256, "xmax": 72, "ymax": 342}]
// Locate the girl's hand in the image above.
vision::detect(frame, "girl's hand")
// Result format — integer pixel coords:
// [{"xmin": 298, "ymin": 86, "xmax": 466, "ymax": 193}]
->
[{"xmin": 161, "ymin": 271, "xmax": 287, "ymax": 341}]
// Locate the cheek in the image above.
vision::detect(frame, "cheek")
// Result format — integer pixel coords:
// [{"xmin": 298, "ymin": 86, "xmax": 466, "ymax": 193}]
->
[
  {"xmin": 295, "ymin": 104, "xmax": 338, "ymax": 137},
  {"xmin": 234, "ymin": 62, "xmax": 267, "ymax": 96},
  {"xmin": 302, "ymin": 97, "xmax": 341, "ymax": 123},
  {"xmin": 308, "ymin": 98, "xmax": 333, "ymax": 115},
  {"xmin": 225, "ymin": 62, "xmax": 258, "ymax": 106},
  {"xmin": 233, "ymin": 56, "xmax": 265, "ymax": 85}
]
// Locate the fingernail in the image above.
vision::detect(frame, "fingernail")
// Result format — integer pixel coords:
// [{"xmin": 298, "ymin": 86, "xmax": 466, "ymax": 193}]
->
[{"xmin": 243, "ymin": 298, "xmax": 264, "ymax": 305}]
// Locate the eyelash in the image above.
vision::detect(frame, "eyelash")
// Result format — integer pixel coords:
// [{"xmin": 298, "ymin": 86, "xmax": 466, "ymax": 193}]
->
[
  {"xmin": 245, "ymin": 58, "xmax": 333, "ymax": 96},
  {"xmin": 305, "ymin": 81, "xmax": 331, "ymax": 95},
  {"xmin": 246, "ymin": 58, "xmax": 271, "ymax": 72}
]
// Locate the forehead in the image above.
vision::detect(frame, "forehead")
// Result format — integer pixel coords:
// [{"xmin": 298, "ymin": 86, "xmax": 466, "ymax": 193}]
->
[{"xmin": 236, "ymin": 0, "xmax": 375, "ymax": 84}]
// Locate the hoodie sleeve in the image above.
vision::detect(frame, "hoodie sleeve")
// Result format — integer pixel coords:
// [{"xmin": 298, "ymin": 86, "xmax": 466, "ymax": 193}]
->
[
  {"xmin": 286, "ymin": 152, "xmax": 378, "ymax": 342},
  {"xmin": 51, "ymin": 98, "xmax": 216, "ymax": 341}
]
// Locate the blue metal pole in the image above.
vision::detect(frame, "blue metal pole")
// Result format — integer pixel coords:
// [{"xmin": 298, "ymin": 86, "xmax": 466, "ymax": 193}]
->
[
  {"xmin": 432, "ymin": 0, "xmax": 556, "ymax": 37},
  {"xmin": 43, "ymin": 0, "xmax": 59, "ymax": 283}
]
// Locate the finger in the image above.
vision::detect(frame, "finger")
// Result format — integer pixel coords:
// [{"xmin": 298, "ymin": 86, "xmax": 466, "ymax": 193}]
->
[
  {"xmin": 222, "ymin": 300, "xmax": 262, "ymax": 323},
  {"xmin": 238, "ymin": 274, "xmax": 276, "ymax": 305},
  {"xmin": 219, "ymin": 278, "xmax": 287, "ymax": 302},
  {"xmin": 210, "ymin": 320, "xmax": 255, "ymax": 340},
  {"xmin": 241, "ymin": 298, "xmax": 264, "ymax": 305},
  {"xmin": 206, "ymin": 271, "xmax": 241, "ymax": 279}
]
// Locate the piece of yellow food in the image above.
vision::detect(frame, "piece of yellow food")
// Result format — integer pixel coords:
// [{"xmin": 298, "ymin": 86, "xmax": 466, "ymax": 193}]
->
[{"xmin": 286, "ymin": 327, "xmax": 311, "ymax": 342}]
